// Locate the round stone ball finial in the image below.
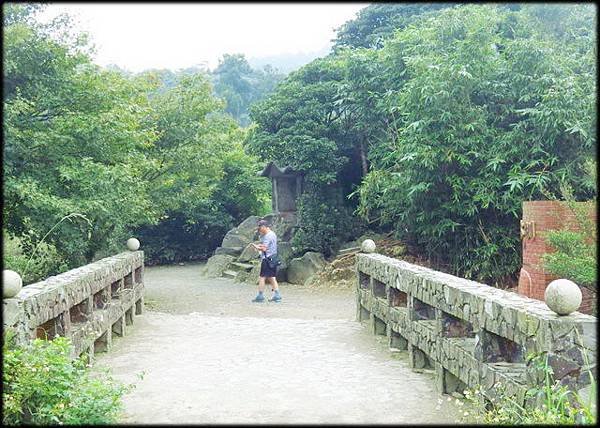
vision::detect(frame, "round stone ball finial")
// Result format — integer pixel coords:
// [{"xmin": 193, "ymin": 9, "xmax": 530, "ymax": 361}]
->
[
  {"xmin": 544, "ymin": 279, "xmax": 582, "ymax": 315},
  {"xmin": 361, "ymin": 239, "xmax": 377, "ymax": 253},
  {"xmin": 3, "ymin": 270, "xmax": 23, "ymax": 298},
  {"xmin": 127, "ymin": 238, "xmax": 140, "ymax": 251}
]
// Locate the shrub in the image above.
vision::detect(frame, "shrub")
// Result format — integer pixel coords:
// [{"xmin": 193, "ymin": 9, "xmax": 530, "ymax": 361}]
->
[
  {"xmin": 2, "ymin": 333, "xmax": 132, "ymax": 425},
  {"xmin": 291, "ymin": 182, "xmax": 366, "ymax": 257},
  {"xmin": 463, "ymin": 352, "xmax": 596, "ymax": 424},
  {"xmin": 543, "ymin": 161, "xmax": 597, "ymax": 291},
  {"xmin": 2, "ymin": 230, "xmax": 68, "ymax": 285}
]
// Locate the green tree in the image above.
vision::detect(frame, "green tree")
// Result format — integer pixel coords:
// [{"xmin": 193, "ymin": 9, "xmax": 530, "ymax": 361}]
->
[
  {"xmin": 357, "ymin": 4, "xmax": 596, "ymax": 283},
  {"xmin": 3, "ymin": 4, "xmax": 158, "ymax": 268},
  {"xmin": 212, "ymin": 53, "xmax": 284, "ymax": 126},
  {"xmin": 333, "ymin": 3, "xmax": 457, "ymax": 49},
  {"xmin": 133, "ymin": 71, "xmax": 269, "ymax": 264}
]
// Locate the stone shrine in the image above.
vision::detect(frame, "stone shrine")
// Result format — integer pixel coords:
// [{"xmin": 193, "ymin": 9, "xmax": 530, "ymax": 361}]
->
[{"xmin": 258, "ymin": 162, "xmax": 304, "ymax": 214}]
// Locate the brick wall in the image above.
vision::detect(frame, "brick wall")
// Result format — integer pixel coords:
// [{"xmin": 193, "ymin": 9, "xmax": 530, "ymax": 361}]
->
[{"xmin": 517, "ymin": 201, "xmax": 596, "ymax": 315}]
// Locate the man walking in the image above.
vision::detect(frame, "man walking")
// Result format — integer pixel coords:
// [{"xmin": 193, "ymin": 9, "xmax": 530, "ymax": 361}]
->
[{"xmin": 251, "ymin": 219, "xmax": 282, "ymax": 302}]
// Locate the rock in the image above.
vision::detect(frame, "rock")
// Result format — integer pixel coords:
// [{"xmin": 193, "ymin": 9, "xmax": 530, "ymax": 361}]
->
[
  {"xmin": 361, "ymin": 239, "xmax": 376, "ymax": 253},
  {"xmin": 412, "ymin": 347, "xmax": 427, "ymax": 369},
  {"xmin": 126, "ymin": 238, "xmax": 140, "ymax": 251},
  {"xmin": 277, "ymin": 241, "xmax": 293, "ymax": 263},
  {"xmin": 203, "ymin": 255, "xmax": 235, "ymax": 278},
  {"xmin": 547, "ymin": 352, "xmax": 580, "ymax": 379},
  {"xmin": 235, "ymin": 215, "xmax": 262, "ymax": 240},
  {"xmin": 221, "ymin": 232, "xmax": 253, "ymax": 249},
  {"xmin": 577, "ymin": 384, "xmax": 597, "ymax": 418},
  {"xmin": 287, "ymin": 252, "xmax": 326, "ymax": 285},
  {"xmin": 545, "ymin": 279, "xmax": 582, "ymax": 315},
  {"xmin": 238, "ymin": 244, "xmax": 260, "ymax": 262},
  {"xmin": 214, "ymin": 246, "xmax": 243, "ymax": 257},
  {"xmin": 3, "ymin": 270, "xmax": 23, "ymax": 298},
  {"xmin": 262, "ymin": 213, "xmax": 297, "ymax": 241},
  {"xmin": 245, "ymin": 262, "xmax": 262, "ymax": 285}
]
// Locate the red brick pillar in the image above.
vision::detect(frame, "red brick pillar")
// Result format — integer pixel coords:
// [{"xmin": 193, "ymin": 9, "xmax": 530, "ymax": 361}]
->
[{"xmin": 517, "ymin": 201, "xmax": 596, "ymax": 314}]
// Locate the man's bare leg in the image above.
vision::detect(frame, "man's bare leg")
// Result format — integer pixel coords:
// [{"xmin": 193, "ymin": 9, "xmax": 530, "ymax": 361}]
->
[
  {"xmin": 268, "ymin": 277, "xmax": 281, "ymax": 301},
  {"xmin": 252, "ymin": 276, "xmax": 267, "ymax": 302},
  {"xmin": 258, "ymin": 276, "xmax": 266, "ymax": 293}
]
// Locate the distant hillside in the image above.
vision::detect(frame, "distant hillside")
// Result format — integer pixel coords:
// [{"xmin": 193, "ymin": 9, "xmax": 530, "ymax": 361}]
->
[{"xmin": 248, "ymin": 46, "xmax": 330, "ymax": 74}]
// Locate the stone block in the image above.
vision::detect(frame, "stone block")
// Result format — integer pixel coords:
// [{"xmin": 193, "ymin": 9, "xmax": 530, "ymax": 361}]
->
[
  {"xmin": 237, "ymin": 244, "xmax": 260, "ymax": 262},
  {"xmin": 547, "ymin": 352, "xmax": 580, "ymax": 379},
  {"xmin": 287, "ymin": 252, "xmax": 326, "ymax": 285},
  {"xmin": 214, "ymin": 246, "xmax": 243, "ymax": 257},
  {"xmin": 203, "ymin": 254, "xmax": 235, "ymax": 278}
]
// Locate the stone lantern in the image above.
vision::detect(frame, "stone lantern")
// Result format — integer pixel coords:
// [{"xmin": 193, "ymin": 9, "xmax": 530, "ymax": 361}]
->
[{"xmin": 258, "ymin": 162, "xmax": 304, "ymax": 215}]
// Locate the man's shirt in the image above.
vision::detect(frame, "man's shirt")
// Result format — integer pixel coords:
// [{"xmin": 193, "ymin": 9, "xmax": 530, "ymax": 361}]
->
[{"xmin": 259, "ymin": 230, "xmax": 277, "ymax": 259}]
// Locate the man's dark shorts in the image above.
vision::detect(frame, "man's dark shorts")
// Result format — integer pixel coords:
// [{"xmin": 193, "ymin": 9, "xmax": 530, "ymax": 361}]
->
[{"xmin": 259, "ymin": 258, "xmax": 277, "ymax": 278}]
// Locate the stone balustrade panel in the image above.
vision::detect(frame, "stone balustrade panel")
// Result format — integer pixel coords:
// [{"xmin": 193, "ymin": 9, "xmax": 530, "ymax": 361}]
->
[
  {"xmin": 3, "ymin": 251, "xmax": 144, "ymax": 360},
  {"xmin": 356, "ymin": 253, "xmax": 596, "ymax": 406}
]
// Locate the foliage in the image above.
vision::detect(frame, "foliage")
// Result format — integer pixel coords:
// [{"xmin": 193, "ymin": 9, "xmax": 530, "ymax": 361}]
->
[
  {"xmin": 132, "ymin": 71, "xmax": 269, "ymax": 264},
  {"xmin": 2, "ymin": 333, "xmax": 132, "ymax": 425},
  {"xmin": 291, "ymin": 183, "xmax": 366, "ymax": 257},
  {"xmin": 3, "ymin": 4, "xmax": 269, "ymax": 273},
  {"xmin": 211, "ymin": 54, "xmax": 284, "ymax": 126},
  {"xmin": 4, "ymin": 4, "xmax": 158, "ymax": 268},
  {"xmin": 463, "ymin": 352, "xmax": 596, "ymax": 424},
  {"xmin": 356, "ymin": 4, "xmax": 597, "ymax": 284},
  {"xmin": 2, "ymin": 231, "xmax": 68, "ymax": 285},
  {"xmin": 333, "ymin": 3, "xmax": 457, "ymax": 49},
  {"xmin": 543, "ymin": 160, "xmax": 597, "ymax": 290},
  {"xmin": 247, "ymin": 51, "xmax": 379, "ymax": 254}
]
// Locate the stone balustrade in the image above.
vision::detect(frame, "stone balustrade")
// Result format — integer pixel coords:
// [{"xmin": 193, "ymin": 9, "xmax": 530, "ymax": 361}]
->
[
  {"xmin": 3, "ymin": 251, "xmax": 144, "ymax": 360},
  {"xmin": 356, "ymin": 253, "xmax": 596, "ymax": 406}
]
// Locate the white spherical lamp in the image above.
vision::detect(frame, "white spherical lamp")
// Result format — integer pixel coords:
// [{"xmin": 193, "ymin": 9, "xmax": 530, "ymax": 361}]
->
[
  {"xmin": 126, "ymin": 238, "xmax": 140, "ymax": 251},
  {"xmin": 3, "ymin": 270, "xmax": 23, "ymax": 298},
  {"xmin": 545, "ymin": 279, "xmax": 582, "ymax": 315},
  {"xmin": 361, "ymin": 239, "xmax": 377, "ymax": 253}
]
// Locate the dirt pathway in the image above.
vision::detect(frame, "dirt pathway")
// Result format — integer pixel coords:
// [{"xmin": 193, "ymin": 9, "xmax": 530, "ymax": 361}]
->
[{"xmin": 94, "ymin": 263, "xmax": 463, "ymax": 424}]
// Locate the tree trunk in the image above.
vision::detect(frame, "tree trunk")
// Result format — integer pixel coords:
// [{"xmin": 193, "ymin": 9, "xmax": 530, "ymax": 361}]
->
[{"xmin": 359, "ymin": 139, "xmax": 368, "ymax": 177}]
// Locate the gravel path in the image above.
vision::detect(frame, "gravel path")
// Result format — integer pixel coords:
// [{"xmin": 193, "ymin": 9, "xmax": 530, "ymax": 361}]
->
[{"xmin": 93, "ymin": 262, "xmax": 463, "ymax": 424}]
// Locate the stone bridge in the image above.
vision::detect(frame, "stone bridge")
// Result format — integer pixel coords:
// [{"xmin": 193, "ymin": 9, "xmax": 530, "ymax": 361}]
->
[{"xmin": 3, "ymin": 251, "xmax": 596, "ymax": 423}]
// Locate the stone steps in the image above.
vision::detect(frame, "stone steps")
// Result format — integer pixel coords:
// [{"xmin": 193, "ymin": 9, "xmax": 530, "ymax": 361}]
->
[
  {"xmin": 223, "ymin": 270, "xmax": 238, "ymax": 279},
  {"xmin": 230, "ymin": 262, "xmax": 254, "ymax": 272}
]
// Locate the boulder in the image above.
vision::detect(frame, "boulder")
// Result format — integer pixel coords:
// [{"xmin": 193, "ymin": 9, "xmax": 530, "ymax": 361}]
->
[
  {"xmin": 262, "ymin": 213, "xmax": 296, "ymax": 241},
  {"xmin": 221, "ymin": 232, "xmax": 253, "ymax": 249},
  {"xmin": 235, "ymin": 215, "xmax": 262, "ymax": 240},
  {"xmin": 277, "ymin": 241, "xmax": 293, "ymax": 264},
  {"xmin": 287, "ymin": 251, "xmax": 326, "ymax": 285},
  {"xmin": 214, "ymin": 246, "xmax": 243, "ymax": 257},
  {"xmin": 203, "ymin": 254, "xmax": 235, "ymax": 278},
  {"xmin": 238, "ymin": 243, "xmax": 260, "ymax": 263}
]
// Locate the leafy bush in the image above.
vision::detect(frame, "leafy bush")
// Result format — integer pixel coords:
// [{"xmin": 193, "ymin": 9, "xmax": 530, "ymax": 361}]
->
[
  {"xmin": 2, "ymin": 230, "xmax": 68, "ymax": 285},
  {"xmin": 2, "ymin": 333, "xmax": 132, "ymax": 425},
  {"xmin": 544, "ymin": 228, "xmax": 596, "ymax": 287},
  {"xmin": 463, "ymin": 352, "xmax": 596, "ymax": 424},
  {"xmin": 291, "ymin": 183, "xmax": 366, "ymax": 257},
  {"xmin": 543, "ymin": 161, "xmax": 597, "ymax": 291}
]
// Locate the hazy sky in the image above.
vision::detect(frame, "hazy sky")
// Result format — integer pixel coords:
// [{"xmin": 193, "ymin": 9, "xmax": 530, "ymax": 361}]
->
[{"xmin": 37, "ymin": 3, "xmax": 369, "ymax": 72}]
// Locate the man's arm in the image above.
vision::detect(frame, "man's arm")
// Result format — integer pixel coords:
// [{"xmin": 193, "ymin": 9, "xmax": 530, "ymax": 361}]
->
[{"xmin": 252, "ymin": 243, "xmax": 267, "ymax": 251}]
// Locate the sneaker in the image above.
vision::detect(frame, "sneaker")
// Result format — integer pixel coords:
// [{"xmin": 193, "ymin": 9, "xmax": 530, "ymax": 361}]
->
[
  {"xmin": 269, "ymin": 294, "xmax": 282, "ymax": 302},
  {"xmin": 252, "ymin": 295, "xmax": 265, "ymax": 303}
]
